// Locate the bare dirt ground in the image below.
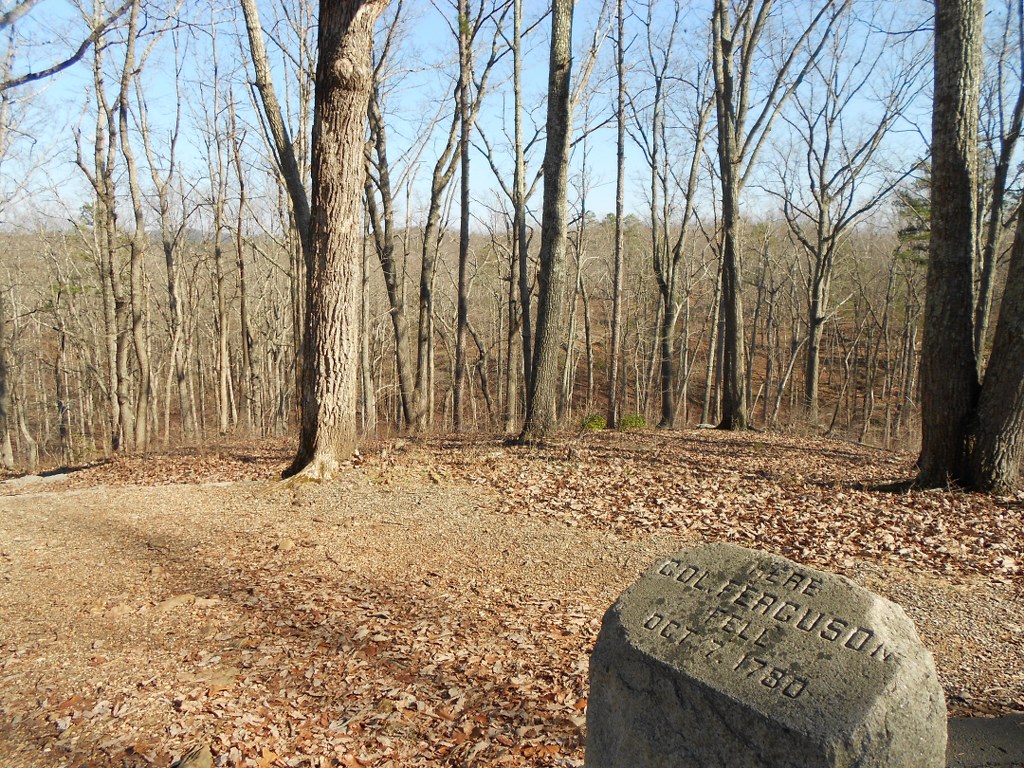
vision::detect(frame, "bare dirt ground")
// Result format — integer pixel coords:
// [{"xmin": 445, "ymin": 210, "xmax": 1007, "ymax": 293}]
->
[{"xmin": 0, "ymin": 430, "xmax": 1022, "ymax": 767}]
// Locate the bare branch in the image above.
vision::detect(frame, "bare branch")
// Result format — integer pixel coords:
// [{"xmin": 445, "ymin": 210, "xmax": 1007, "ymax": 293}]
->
[{"xmin": 0, "ymin": 0, "xmax": 133, "ymax": 92}]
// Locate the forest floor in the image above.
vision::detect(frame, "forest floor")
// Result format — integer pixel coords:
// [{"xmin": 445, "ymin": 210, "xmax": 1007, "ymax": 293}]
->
[{"xmin": 0, "ymin": 429, "xmax": 1022, "ymax": 768}]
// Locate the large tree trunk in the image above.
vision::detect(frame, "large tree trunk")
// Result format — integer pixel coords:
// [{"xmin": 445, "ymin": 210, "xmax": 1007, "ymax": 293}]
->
[
  {"xmin": 918, "ymin": 0, "xmax": 985, "ymax": 486},
  {"xmin": 970, "ymin": 206, "xmax": 1024, "ymax": 492},
  {"xmin": 712, "ymin": 0, "xmax": 747, "ymax": 431},
  {"xmin": 519, "ymin": 0, "xmax": 574, "ymax": 442},
  {"xmin": 286, "ymin": 0, "xmax": 386, "ymax": 480}
]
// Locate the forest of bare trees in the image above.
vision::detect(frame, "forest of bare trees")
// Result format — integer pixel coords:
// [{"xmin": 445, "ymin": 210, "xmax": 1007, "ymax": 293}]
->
[{"xmin": 0, "ymin": 0, "xmax": 1020, "ymax": 487}]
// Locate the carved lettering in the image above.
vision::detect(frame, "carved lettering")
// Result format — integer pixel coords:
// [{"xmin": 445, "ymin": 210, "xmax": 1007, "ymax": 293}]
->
[
  {"xmin": 751, "ymin": 592, "xmax": 779, "ymax": 615},
  {"xmin": 734, "ymin": 653, "xmax": 810, "ymax": 699},
  {"xmin": 771, "ymin": 600, "xmax": 800, "ymax": 622},
  {"xmin": 845, "ymin": 627, "xmax": 874, "ymax": 652},
  {"xmin": 820, "ymin": 619, "xmax": 848, "ymax": 642},
  {"xmin": 795, "ymin": 609, "xmax": 826, "ymax": 632},
  {"xmin": 653, "ymin": 566, "xmax": 901, "ymax": 667}
]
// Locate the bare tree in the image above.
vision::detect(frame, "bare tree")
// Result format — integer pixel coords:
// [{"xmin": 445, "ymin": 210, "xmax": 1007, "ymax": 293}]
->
[
  {"xmin": 239, "ymin": 0, "xmax": 312, "ymax": 266},
  {"xmin": 628, "ymin": 0, "xmax": 713, "ymax": 429},
  {"xmin": 975, "ymin": 0, "xmax": 1024, "ymax": 358},
  {"xmin": 607, "ymin": 0, "xmax": 627, "ymax": 429},
  {"xmin": 115, "ymin": 0, "xmax": 157, "ymax": 450},
  {"xmin": 73, "ymin": 0, "xmax": 138, "ymax": 452},
  {"xmin": 519, "ymin": 0, "xmax": 574, "ymax": 441},
  {"xmin": 0, "ymin": 0, "xmax": 132, "ymax": 92},
  {"xmin": 137, "ymin": 34, "xmax": 195, "ymax": 440},
  {"xmin": 711, "ymin": 0, "xmax": 849, "ymax": 429},
  {"xmin": 0, "ymin": 285, "xmax": 13, "ymax": 468},
  {"xmin": 768, "ymin": 3, "xmax": 926, "ymax": 423},
  {"xmin": 918, "ymin": 0, "xmax": 985, "ymax": 486},
  {"xmin": 970, "ymin": 198, "xmax": 1024, "ymax": 491},
  {"xmin": 286, "ymin": 0, "xmax": 388, "ymax": 479}
]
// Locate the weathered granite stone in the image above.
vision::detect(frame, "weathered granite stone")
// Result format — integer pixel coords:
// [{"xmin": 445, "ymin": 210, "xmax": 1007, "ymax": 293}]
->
[{"xmin": 586, "ymin": 543, "xmax": 946, "ymax": 768}]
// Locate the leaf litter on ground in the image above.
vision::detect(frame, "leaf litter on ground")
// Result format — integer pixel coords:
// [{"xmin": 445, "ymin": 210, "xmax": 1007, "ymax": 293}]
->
[{"xmin": 0, "ymin": 429, "xmax": 1021, "ymax": 767}]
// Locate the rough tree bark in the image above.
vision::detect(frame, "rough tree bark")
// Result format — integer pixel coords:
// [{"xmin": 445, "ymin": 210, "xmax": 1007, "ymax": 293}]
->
[
  {"xmin": 969, "ymin": 194, "xmax": 1024, "ymax": 492},
  {"xmin": 918, "ymin": 0, "xmax": 985, "ymax": 486},
  {"xmin": 519, "ymin": 0, "xmax": 574, "ymax": 442},
  {"xmin": 285, "ymin": 0, "xmax": 387, "ymax": 479}
]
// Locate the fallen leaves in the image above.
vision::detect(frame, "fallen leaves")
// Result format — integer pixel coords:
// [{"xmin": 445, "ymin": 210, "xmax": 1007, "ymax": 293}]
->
[
  {"xmin": 437, "ymin": 431, "xmax": 1024, "ymax": 586},
  {"xmin": 1, "ymin": 429, "xmax": 1021, "ymax": 766}
]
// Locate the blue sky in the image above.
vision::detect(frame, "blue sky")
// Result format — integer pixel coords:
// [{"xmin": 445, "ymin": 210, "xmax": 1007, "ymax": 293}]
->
[{"xmin": 0, "ymin": 0, "xmax": 957, "ymax": 236}]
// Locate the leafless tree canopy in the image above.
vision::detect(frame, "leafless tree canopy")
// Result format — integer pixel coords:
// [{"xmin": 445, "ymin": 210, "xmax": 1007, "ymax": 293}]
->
[{"xmin": 0, "ymin": 0, "xmax": 1020, "ymax": 489}]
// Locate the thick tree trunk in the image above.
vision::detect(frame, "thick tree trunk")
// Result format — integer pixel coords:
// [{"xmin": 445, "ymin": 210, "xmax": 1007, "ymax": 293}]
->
[
  {"xmin": 519, "ymin": 0, "xmax": 574, "ymax": 442},
  {"xmin": 286, "ymin": 0, "xmax": 385, "ymax": 480},
  {"xmin": 918, "ymin": 0, "xmax": 985, "ymax": 486},
  {"xmin": 970, "ymin": 207, "xmax": 1024, "ymax": 492},
  {"xmin": 712, "ymin": 0, "xmax": 747, "ymax": 431}
]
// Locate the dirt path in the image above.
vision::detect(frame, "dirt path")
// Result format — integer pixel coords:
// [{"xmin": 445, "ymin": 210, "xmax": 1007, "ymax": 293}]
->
[{"xmin": 1, "ymin": 432, "xmax": 1022, "ymax": 767}]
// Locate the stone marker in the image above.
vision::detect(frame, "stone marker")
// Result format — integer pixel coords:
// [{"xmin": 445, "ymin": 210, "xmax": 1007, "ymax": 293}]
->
[{"xmin": 586, "ymin": 543, "xmax": 946, "ymax": 768}]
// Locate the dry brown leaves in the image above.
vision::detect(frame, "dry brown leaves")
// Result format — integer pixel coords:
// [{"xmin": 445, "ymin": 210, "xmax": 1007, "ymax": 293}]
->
[
  {"xmin": 0, "ymin": 509, "xmax": 596, "ymax": 767},
  {"xmin": 1, "ymin": 429, "xmax": 1021, "ymax": 767},
  {"xmin": 433, "ymin": 430, "xmax": 1023, "ymax": 585}
]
